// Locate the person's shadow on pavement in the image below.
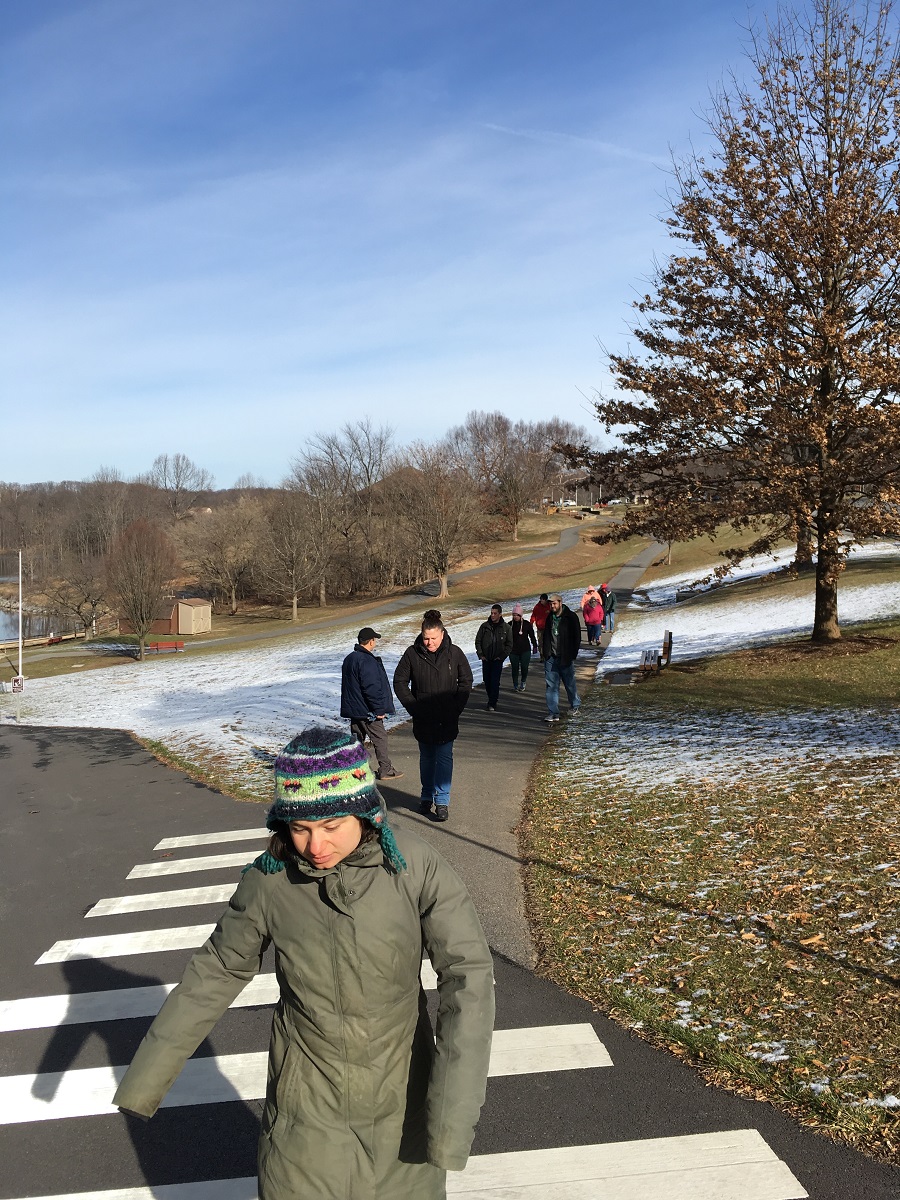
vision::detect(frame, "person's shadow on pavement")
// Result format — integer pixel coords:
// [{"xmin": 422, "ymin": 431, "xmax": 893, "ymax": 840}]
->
[{"xmin": 32, "ymin": 957, "xmax": 260, "ymax": 1196}]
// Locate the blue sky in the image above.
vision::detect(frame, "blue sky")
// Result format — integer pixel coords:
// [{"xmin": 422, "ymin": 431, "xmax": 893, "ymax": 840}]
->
[{"xmin": 2, "ymin": 0, "xmax": 757, "ymax": 486}]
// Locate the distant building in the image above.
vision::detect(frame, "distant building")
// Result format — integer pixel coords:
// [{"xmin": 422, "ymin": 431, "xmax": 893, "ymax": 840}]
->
[{"xmin": 120, "ymin": 599, "xmax": 212, "ymax": 637}]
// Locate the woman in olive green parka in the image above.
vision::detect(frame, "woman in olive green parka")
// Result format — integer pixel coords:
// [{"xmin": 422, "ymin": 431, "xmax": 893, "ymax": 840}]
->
[{"xmin": 114, "ymin": 727, "xmax": 495, "ymax": 1200}]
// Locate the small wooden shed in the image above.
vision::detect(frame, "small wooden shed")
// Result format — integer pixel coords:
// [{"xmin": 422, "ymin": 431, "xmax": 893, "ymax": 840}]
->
[
  {"xmin": 120, "ymin": 600, "xmax": 212, "ymax": 636},
  {"xmin": 175, "ymin": 598, "xmax": 212, "ymax": 634}
]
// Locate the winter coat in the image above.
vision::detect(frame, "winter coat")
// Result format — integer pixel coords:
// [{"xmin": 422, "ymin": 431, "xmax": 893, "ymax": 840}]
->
[
  {"xmin": 601, "ymin": 587, "xmax": 616, "ymax": 613},
  {"xmin": 113, "ymin": 830, "xmax": 495, "ymax": 1200},
  {"xmin": 530, "ymin": 600, "xmax": 551, "ymax": 632},
  {"xmin": 541, "ymin": 604, "xmax": 582, "ymax": 667},
  {"xmin": 582, "ymin": 597, "xmax": 605, "ymax": 627},
  {"xmin": 393, "ymin": 632, "xmax": 473, "ymax": 745},
  {"xmin": 509, "ymin": 616, "xmax": 537, "ymax": 654},
  {"xmin": 474, "ymin": 618, "xmax": 512, "ymax": 662},
  {"xmin": 340, "ymin": 644, "xmax": 395, "ymax": 720}
]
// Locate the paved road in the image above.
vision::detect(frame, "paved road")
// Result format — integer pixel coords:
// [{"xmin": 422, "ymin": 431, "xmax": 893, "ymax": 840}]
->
[{"xmin": 1, "ymin": 688, "xmax": 896, "ymax": 1190}]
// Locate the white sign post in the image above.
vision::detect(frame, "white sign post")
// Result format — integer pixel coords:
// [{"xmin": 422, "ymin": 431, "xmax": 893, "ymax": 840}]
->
[{"xmin": 17, "ymin": 549, "xmax": 23, "ymax": 684}]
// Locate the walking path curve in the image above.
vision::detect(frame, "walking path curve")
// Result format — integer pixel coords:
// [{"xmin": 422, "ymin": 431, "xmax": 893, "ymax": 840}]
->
[{"xmin": 380, "ymin": 538, "xmax": 662, "ymax": 968}]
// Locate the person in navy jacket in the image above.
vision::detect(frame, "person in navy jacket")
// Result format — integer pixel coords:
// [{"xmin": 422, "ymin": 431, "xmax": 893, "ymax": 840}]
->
[{"xmin": 340, "ymin": 627, "xmax": 403, "ymax": 780}]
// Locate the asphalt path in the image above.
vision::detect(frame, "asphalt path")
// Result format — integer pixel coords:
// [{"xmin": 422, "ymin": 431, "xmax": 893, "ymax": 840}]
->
[{"xmin": 1, "ymin": 725, "xmax": 896, "ymax": 1198}]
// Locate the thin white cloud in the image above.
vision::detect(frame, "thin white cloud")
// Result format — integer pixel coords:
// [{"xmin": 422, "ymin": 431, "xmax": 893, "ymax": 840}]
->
[{"xmin": 481, "ymin": 122, "xmax": 669, "ymax": 167}]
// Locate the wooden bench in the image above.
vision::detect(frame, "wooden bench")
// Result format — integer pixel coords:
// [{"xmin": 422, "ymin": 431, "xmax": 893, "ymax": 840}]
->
[
  {"xmin": 640, "ymin": 631, "xmax": 673, "ymax": 675},
  {"xmin": 46, "ymin": 636, "xmax": 63, "ymax": 646},
  {"xmin": 147, "ymin": 640, "xmax": 185, "ymax": 654}
]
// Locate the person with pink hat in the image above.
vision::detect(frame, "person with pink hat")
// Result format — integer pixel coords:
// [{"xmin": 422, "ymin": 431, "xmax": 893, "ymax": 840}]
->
[{"xmin": 508, "ymin": 602, "xmax": 538, "ymax": 691}]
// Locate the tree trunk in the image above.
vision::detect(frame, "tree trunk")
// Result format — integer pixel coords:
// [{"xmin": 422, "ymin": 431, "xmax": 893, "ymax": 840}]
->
[
  {"xmin": 319, "ymin": 580, "xmax": 327, "ymax": 607},
  {"xmin": 511, "ymin": 518, "xmax": 519, "ymax": 543},
  {"xmin": 666, "ymin": 541, "xmax": 673, "ymax": 565},
  {"xmin": 811, "ymin": 517, "xmax": 841, "ymax": 642},
  {"xmin": 139, "ymin": 636, "xmax": 145, "ymax": 662},
  {"xmin": 230, "ymin": 585, "xmax": 238, "ymax": 616},
  {"xmin": 793, "ymin": 512, "xmax": 815, "ymax": 570},
  {"xmin": 437, "ymin": 573, "xmax": 449, "ymax": 598},
  {"xmin": 291, "ymin": 593, "xmax": 298, "ymax": 621}
]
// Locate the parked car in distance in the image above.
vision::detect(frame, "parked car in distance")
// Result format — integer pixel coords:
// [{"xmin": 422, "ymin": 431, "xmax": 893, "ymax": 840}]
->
[
  {"xmin": 561, "ymin": 499, "xmax": 578, "ymax": 507},
  {"xmin": 607, "ymin": 498, "xmax": 626, "ymax": 505}
]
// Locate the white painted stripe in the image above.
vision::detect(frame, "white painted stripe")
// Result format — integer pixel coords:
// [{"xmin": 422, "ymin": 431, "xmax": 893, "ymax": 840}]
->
[
  {"xmin": 448, "ymin": 1130, "xmax": 809, "ymax": 1198},
  {"xmin": 0, "ymin": 1183, "xmax": 257, "ymax": 1200},
  {"xmin": 0, "ymin": 1024, "xmax": 608, "ymax": 1123},
  {"xmin": 86, "ymin": 885, "xmax": 236, "ymax": 917},
  {"xmin": 487, "ymin": 1022, "xmax": 613, "ymax": 1075},
  {"xmin": 0, "ymin": 1132, "xmax": 808, "ymax": 1199},
  {"xmin": 127, "ymin": 852, "xmax": 251, "ymax": 879},
  {"xmin": 0, "ymin": 975, "xmax": 278, "ymax": 1033},
  {"xmin": 3, "ymin": 965, "xmax": 439, "ymax": 1032},
  {"xmin": 154, "ymin": 830, "xmax": 268, "ymax": 851},
  {"xmin": 35, "ymin": 926, "xmax": 216, "ymax": 965}
]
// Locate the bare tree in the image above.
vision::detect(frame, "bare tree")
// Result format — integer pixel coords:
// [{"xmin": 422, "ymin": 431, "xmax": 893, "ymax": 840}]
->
[
  {"xmin": 150, "ymin": 453, "xmax": 215, "ymax": 522},
  {"xmin": 289, "ymin": 420, "xmax": 393, "ymax": 597},
  {"xmin": 183, "ymin": 498, "xmax": 266, "ymax": 615},
  {"xmin": 106, "ymin": 520, "xmax": 179, "ymax": 661},
  {"xmin": 387, "ymin": 443, "xmax": 484, "ymax": 597},
  {"xmin": 448, "ymin": 412, "xmax": 590, "ymax": 540},
  {"xmin": 261, "ymin": 488, "xmax": 332, "ymax": 619},
  {"xmin": 43, "ymin": 553, "xmax": 109, "ymax": 638}
]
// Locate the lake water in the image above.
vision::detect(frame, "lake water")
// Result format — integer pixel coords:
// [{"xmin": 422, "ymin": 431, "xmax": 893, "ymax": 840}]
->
[{"xmin": 0, "ymin": 608, "xmax": 71, "ymax": 642}]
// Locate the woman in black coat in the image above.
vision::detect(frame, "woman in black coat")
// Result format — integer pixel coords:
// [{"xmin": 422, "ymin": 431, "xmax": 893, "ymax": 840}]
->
[{"xmin": 393, "ymin": 609, "xmax": 473, "ymax": 822}]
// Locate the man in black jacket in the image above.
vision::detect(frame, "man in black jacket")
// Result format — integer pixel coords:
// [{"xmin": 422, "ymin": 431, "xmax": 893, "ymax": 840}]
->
[
  {"xmin": 541, "ymin": 593, "xmax": 581, "ymax": 722},
  {"xmin": 474, "ymin": 603, "xmax": 513, "ymax": 711},
  {"xmin": 340, "ymin": 627, "xmax": 403, "ymax": 780},
  {"xmin": 393, "ymin": 610, "xmax": 473, "ymax": 821}
]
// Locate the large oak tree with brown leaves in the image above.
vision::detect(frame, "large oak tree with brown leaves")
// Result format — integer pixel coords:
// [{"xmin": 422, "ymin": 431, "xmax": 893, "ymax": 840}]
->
[{"xmin": 576, "ymin": 0, "xmax": 900, "ymax": 641}]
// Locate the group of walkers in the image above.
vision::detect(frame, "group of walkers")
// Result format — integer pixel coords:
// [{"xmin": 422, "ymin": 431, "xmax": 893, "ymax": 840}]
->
[
  {"xmin": 338, "ymin": 585, "xmax": 618, "ymax": 824},
  {"xmin": 475, "ymin": 593, "xmax": 585, "ymax": 722},
  {"xmin": 580, "ymin": 582, "xmax": 616, "ymax": 645}
]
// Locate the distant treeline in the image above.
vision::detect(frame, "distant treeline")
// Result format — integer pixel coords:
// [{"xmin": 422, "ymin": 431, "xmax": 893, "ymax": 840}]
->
[{"xmin": 0, "ymin": 412, "xmax": 590, "ymax": 630}]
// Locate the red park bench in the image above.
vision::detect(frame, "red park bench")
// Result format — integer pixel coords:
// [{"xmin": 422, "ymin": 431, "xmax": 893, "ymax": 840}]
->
[{"xmin": 147, "ymin": 641, "xmax": 185, "ymax": 654}]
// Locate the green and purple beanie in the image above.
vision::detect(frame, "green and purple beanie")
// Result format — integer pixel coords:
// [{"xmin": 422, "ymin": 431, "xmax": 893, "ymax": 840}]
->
[{"xmin": 260, "ymin": 726, "xmax": 406, "ymax": 873}]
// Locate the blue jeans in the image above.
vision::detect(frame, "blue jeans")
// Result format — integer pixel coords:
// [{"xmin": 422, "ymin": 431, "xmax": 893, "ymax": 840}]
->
[
  {"xmin": 544, "ymin": 656, "xmax": 580, "ymax": 716},
  {"xmin": 419, "ymin": 740, "xmax": 454, "ymax": 806},
  {"xmin": 606, "ymin": 611, "xmax": 616, "ymax": 633}
]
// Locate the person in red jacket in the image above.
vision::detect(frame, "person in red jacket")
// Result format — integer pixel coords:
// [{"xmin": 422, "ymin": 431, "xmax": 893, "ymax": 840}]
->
[
  {"xmin": 530, "ymin": 594, "xmax": 551, "ymax": 658},
  {"xmin": 582, "ymin": 586, "xmax": 605, "ymax": 646}
]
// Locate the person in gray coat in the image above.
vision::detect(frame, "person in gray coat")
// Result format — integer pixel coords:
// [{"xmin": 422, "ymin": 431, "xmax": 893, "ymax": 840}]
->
[{"xmin": 113, "ymin": 726, "xmax": 494, "ymax": 1200}]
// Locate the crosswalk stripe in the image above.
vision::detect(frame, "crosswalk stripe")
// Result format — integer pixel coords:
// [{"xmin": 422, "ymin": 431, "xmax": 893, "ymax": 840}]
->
[
  {"xmin": 1, "ymin": 963, "xmax": 441, "ymax": 1031},
  {"xmin": 154, "ymin": 830, "xmax": 268, "ymax": 851},
  {"xmin": 35, "ymin": 926, "xmax": 217, "ymax": 965},
  {"xmin": 127, "ymin": 853, "xmax": 251, "ymax": 879},
  {"xmin": 86, "ymin": 885, "xmax": 237, "ymax": 917},
  {"xmin": 447, "ymin": 1130, "xmax": 809, "ymax": 1198},
  {"xmin": 0, "ymin": 1024, "xmax": 611, "ymax": 1124},
  {"xmin": 0, "ymin": 1131, "xmax": 808, "ymax": 1200}
]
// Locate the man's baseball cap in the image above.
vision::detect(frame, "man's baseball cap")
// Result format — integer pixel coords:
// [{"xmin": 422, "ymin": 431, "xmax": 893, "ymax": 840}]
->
[{"xmin": 358, "ymin": 627, "xmax": 381, "ymax": 643}]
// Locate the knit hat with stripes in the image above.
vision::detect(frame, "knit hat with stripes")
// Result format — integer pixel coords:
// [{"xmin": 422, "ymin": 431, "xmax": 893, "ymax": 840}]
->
[{"xmin": 265, "ymin": 726, "xmax": 406, "ymax": 871}]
